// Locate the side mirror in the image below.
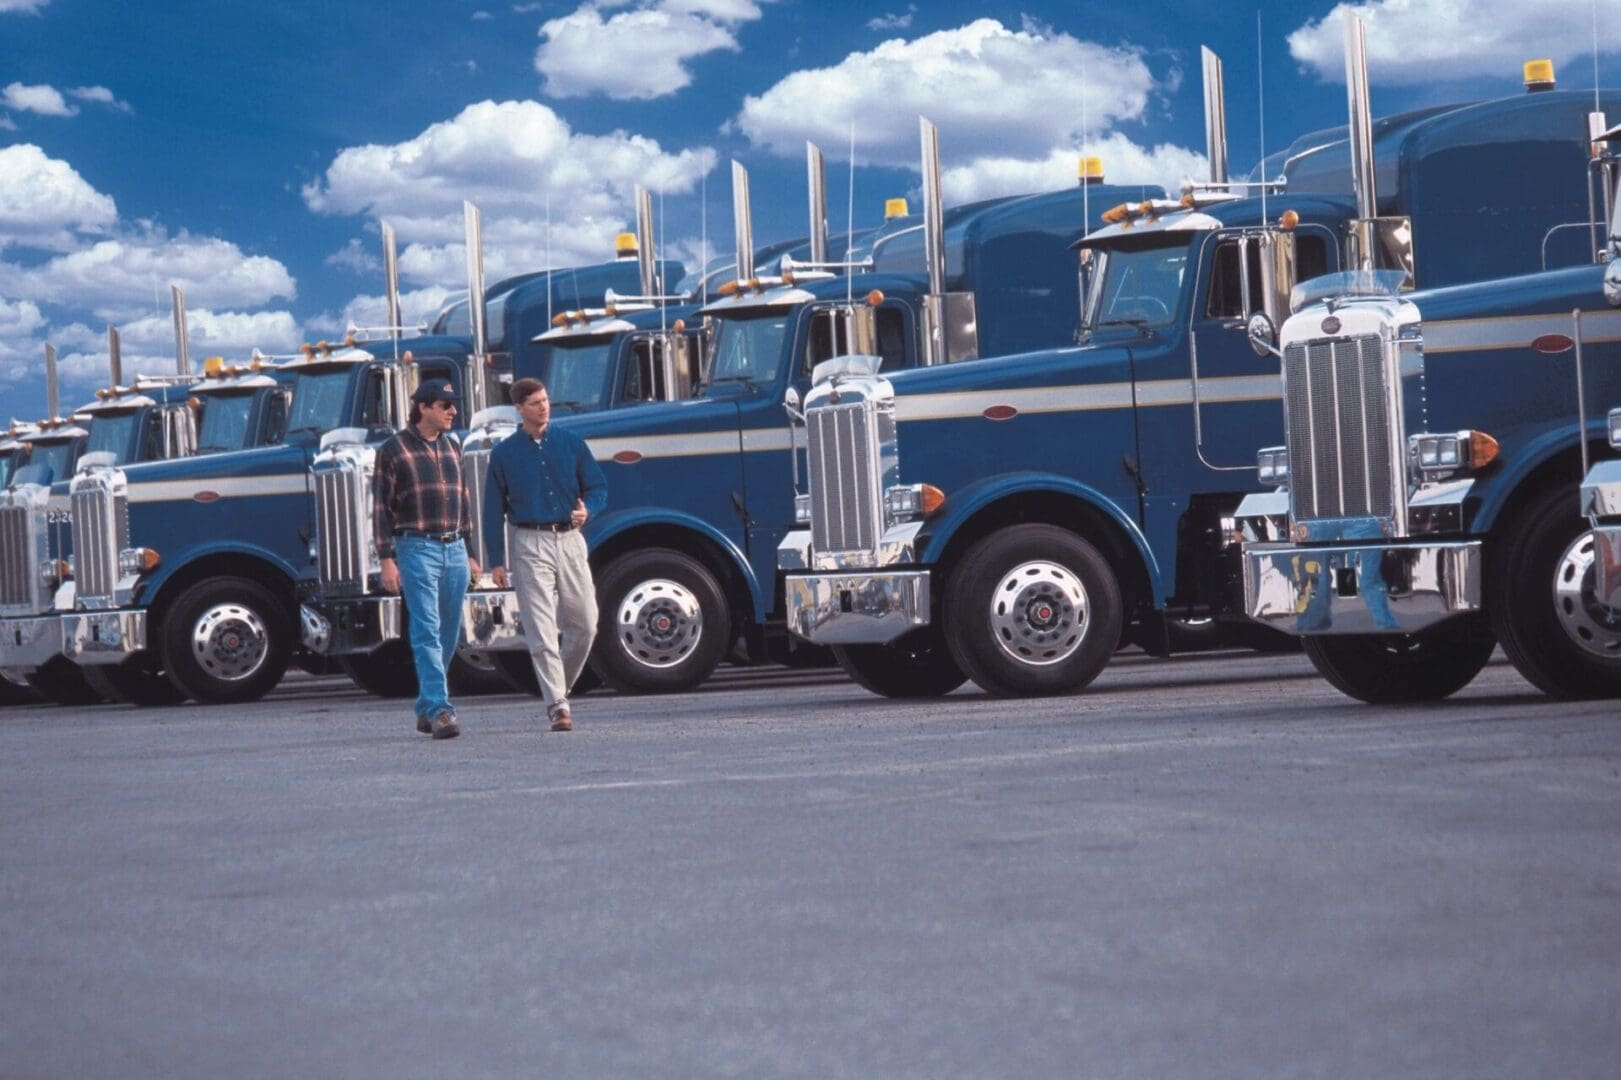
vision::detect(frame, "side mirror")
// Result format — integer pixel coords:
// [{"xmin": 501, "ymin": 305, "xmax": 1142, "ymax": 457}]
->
[
  {"xmin": 783, "ymin": 384, "xmax": 803, "ymax": 422},
  {"xmin": 1247, "ymin": 311, "xmax": 1281, "ymax": 359}
]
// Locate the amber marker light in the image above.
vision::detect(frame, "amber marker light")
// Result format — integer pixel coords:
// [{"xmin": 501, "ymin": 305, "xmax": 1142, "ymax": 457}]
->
[
  {"xmin": 717, "ymin": 279, "xmax": 742, "ymax": 297},
  {"xmin": 672, "ymin": 319, "xmax": 686, "ymax": 333},
  {"xmin": 884, "ymin": 197, "xmax": 909, "ymax": 219},
  {"xmin": 402, "ymin": 351, "xmax": 415, "ymax": 365},
  {"xmin": 919, "ymin": 484, "xmax": 946, "ymax": 515},
  {"xmin": 867, "ymin": 289, "xmax": 885, "ymax": 307},
  {"xmin": 1469, "ymin": 430, "xmax": 1500, "ymax": 470},
  {"xmin": 1278, "ymin": 209, "xmax": 1300, "ymax": 230},
  {"xmin": 1101, "ymin": 203, "xmax": 1129, "ymax": 224}
]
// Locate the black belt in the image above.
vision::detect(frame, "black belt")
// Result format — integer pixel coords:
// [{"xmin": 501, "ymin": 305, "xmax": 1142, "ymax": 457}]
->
[
  {"xmin": 512, "ymin": 520, "xmax": 575, "ymax": 533},
  {"xmin": 394, "ymin": 529, "xmax": 464, "ymax": 543}
]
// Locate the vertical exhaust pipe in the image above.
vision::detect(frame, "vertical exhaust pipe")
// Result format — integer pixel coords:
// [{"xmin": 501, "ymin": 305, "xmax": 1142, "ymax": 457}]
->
[
  {"xmin": 806, "ymin": 142, "xmax": 828, "ymax": 265},
  {"xmin": 44, "ymin": 343, "xmax": 59, "ymax": 421},
  {"xmin": 382, "ymin": 221, "xmax": 402, "ymax": 345},
  {"xmin": 108, "ymin": 326, "xmax": 122, "ymax": 389},
  {"xmin": 634, "ymin": 185, "xmax": 658, "ymax": 296},
  {"xmin": 920, "ymin": 116, "xmax": 946, "ymax": 300},
  {"xmin": 170, "ymin": 285, "xmax": 190, "ymax": 376},
  {"xmin": 1344, "ymin": 14, "xmax": 1379, "ymax": 253},
  {"xmin": 732, "ymin": 161, "xmax": 754, "ymax": 283},
  {"xmin": 463, "ymin": 201, "xmax": 489, "ymax": 413},
  {"xmin": 1202, "ymin": 47, "xmax": 1229, "ymax": 185}
]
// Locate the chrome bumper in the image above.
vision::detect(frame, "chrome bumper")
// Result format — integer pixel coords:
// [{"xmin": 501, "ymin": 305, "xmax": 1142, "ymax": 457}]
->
[
  {"xmin": 62, "ymin": 609, "xmax": 147, "ymax": 665},
  {"xmin": 1582, "ymin": 459, "xmax": 1621, "ymax": 609},
  {"xmin": 0, "ymin": 614, "xmax": 67, "ymax": 673},
  {"xmin": 784, "ymin": 571, "xmax": 930, "ymax": 645},
  {"xmin": 461, "ymin": 589, "xmax": 529, "ymax": 651},
  {"xmin": 1242, "ymin": 540, "xmax": 1482, "ymax": 635},
  {"xmin": 299, "ymin": 597, "xmax": 401, "ymax": 655}
]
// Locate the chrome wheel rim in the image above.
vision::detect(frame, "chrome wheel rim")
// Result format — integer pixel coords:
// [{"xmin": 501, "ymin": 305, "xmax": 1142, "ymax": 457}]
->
[
  {"xmin": 616, "ymin": 578, "xmax": 702, "ymax": 669},
  {"xmin": 1553, "ymin": 531, "xmax": 1621, "ymax": 660},
  {"xmin": 988, "ymin": 560, "xmax": 1089, "ymax": 667},
  {"xmin": 190, "ymin": 602, "xmax": 270, "ymax": 682}
]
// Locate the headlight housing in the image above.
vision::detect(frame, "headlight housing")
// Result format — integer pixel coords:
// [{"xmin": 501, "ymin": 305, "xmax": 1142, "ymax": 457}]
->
[
  {"xmin": 118, "ymin": 547, "xmax": 161, "ymax": 576},
  {"xmin": 1408, "ymin": 430, "xmax": 1499, "ymax": 478},
  {"xmin": 884, "ymin": 483, "xmax": 945, "ymax": 522},
  {"xmin": 793, "ymin": 493, "xmax": 811, "ymax": 525},
  {"xmin": 1256, "ymin": 446, "xmax": 1289, "ymax": 487},
  {"xmin": 1608, "ymin": 407, "xmax": 1621, "ymax": 451}
]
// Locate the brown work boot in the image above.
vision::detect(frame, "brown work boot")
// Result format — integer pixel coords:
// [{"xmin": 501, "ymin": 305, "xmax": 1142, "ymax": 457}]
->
[
  {"xmin": 550, "ymin": 708, "xmax": 572, "ymax": 733},
  {"xmin": 416, "ymin": 714, "xmax": 433, "ymax": 735},
  {"xmin": 431, "ymin": 712, "xmax": 460, "ymax": 740}
]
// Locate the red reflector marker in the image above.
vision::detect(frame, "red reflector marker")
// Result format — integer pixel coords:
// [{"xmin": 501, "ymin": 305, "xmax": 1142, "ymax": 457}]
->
[
  {"xmin": 612, "ymin": 450, "xmax": 643, "ymax": 465},
  {"xmin": 1531, "ymin": 333, "xmax": 1575, "ymax": 354},
  {"xmin": 193, "ymin": 491, "xmax": 221, "ymax": 503},
  {"xmin": 983, "ymin": 404, "xmax": 1018, "ymax": 421}
]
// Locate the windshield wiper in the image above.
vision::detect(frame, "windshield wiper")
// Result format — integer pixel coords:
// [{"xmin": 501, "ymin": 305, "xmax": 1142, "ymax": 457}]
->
[
  {"xmin": 550, "ymin": 399, "xmax": 589, "ymax": 413},
  {"xmin": 1096, "ymin": 316, "xmax": 1150, "ymax": 328},
  {"xmin": 703, "ymin": 374, "xmax": 761, "ymax": 391}
]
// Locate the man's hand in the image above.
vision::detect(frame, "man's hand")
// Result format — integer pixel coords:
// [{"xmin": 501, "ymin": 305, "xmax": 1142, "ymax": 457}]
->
[
  {"xmin": 380, "ymin": 557, "xmax": 400, "ymax": 595},
  {"xmin": 467, "ymin": 556, "xmax": 481, "ymax": 583},
  {"xmin": 571, "ymin": 497, "xmax": 589, "ymax": 528},
  {"xmin": 491, "ymin": 565, "xmax": 509, "ymax": 589}
]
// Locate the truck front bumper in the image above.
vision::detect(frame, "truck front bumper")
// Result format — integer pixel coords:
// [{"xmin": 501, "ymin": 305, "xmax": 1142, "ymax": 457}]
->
[
  {"xmin": 1581, "ymin": 459, "xmax": 1621, "ymax": 609},
  {"xmin": 0, "ymin": 614, "xmax": 68, "ymax": 673},
  {"xmin": 461, "ymin": 589, "xmax": 529, "ymax": 651},
  {"xmin": 62, "ymin": 609, "xmax": 147, "ymax": 665},
  {"xmin": 1242, "ymin": 540, "xmax": 1482, "ymax": 635},
  {"xmin": 784, "ymin": 571, "xmax": 931, "ymax": 645},
  {"xmin": 300, "ymin": 597, "xmax": 401, "ymax": 655}
]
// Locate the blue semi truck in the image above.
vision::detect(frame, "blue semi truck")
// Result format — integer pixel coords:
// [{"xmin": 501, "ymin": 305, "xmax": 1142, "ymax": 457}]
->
[
  {"xmin": 777, "ymin": 33, "xmax": 1621, "ymax": 698},
  {"xmin": 1232, "ymin": 24, "xmax": 1621, "ymax": 702}
]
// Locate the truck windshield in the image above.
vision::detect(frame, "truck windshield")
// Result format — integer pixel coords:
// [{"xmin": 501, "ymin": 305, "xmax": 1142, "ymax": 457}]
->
[
  {"xmin": 286, "ymin": 370, "xmax": 354, "ymax": 435},
  {"xmin": 705, "ymin": 313, "xmax": 789, "ymax": 393},
  {"xmin": 0, "ymin": 450, "xmax": 15, "ymax": 488},
  {"xmin": 84, "ymin": 410, "xmax": 139, "ymax": 464},
  {"xmin": 26, "ymin": 439, "xmax": 76, "ymax": 481},
  {"xmin": 1085, "ymin": 241, "xmax": 1190, "ymax": 331},
  {"xmin": 541, "ymin": 340, "xmax": 611, "ymax": 414},
  {"xmin": 194, "ymin": 390, "xmax": 257, "ymax": 452}
]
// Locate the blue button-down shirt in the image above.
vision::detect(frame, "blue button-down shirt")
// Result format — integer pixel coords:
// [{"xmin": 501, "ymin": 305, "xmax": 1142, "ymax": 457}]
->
[{"xmin": 482, "ymin": 423, "xmax": 608, "ymax": 567}]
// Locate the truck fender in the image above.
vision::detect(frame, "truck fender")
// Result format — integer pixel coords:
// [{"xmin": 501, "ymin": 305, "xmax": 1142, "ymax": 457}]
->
[
  {"xmin": 586, "ymin": 506, "xmax": 766, "ymax": 621},
  {"xmin": 918, "ymin": 471, "xmax": 1166, "ymax": 604},
  {"xmin": 137, "ymin": 540, "xmax": 304, "ymax": 605},
  {"xmin": 1470, "ymin": 421, "xmax": 1594, "ymax": 533}
]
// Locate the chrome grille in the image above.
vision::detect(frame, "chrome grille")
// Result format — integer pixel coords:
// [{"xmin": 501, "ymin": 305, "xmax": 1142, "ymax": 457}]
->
[
  {"xmin": 315, "ymin": 461, "xmax": 368, "ymax": 593},
  {"xmin": 1284, "ymin": 333, "xmax": 1394, "ymax": 523},
  {"xmin": 808, "ymin": 401, "xmax": 881, "ymax": 555},
  {"xmin": 0, "ymin": 501, "xmax": 44, "ymax": 612},
  {"xmin": 70, "ymin": 477, "xmax": 123, "ymax": 602}
]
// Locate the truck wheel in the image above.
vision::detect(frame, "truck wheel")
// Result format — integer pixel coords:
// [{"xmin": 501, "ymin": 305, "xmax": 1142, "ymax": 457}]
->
[
  {"xmin": 82, "ymin": 657, "xmax": 189, "ymax": 706},
  {"xmin": 160, "ymin": 576, "xmax": 291, "ymax": 704},
  {"xmin": 594, "ymin": 549, "xmax": 731, "ymax": 693},
  {"xmin": 339, "ymin": 642, "xmax": 417, "ymax": 698},
  {"xmin": 0, "ymin": 673, "xmax": 42, "ymax": 707},
  {"xmin": 25, "ymin": 656, "xmax": 108, "ymax": 706},
  {"xmin": 1301, "ymin": 617, "xmax": 1495, "ymax": 703},
  {"xmin": 942, "ymin": 525, "xmax": 1123, "ymax": 696},
  {"xmin": 832, "ymin": 626, "xmax": 967, "ymax": 698},
  {"xmin": 1489, "ymin": 486, "xmax": 1621, "ymax": 698},
  {"xmin": 448, "ymin": 650, "xmax": 513, "ymax": 696}
]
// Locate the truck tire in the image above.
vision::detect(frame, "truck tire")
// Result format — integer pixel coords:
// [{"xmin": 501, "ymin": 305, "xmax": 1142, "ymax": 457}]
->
[
  {"xmin": 25, "ymin": 656, "xmax": 108, "ymax": 706},
  {"xmin": 82, "ymin": 657, "xmax": 189, "ymax": 706},
  {"xmin": 339, "ymin": 641, "xmax": 417, "ymax": 698},
  {"xmin": 447, "ymin": 650, "xmax": 513, "ymax": 696},
  {"xmin": 1488, "ymin": 486, "xmax": 1621, "ymax": 698},
  {"xmin": 942, "ymin": 525, "xmax": 1123, "ymax": 696},
  {"xmin": 832, "ymin": 626, "xmax": 967, "ymax": 698},
  {"xmin": 160, "ymin": 576, "xmax": 292, "ymax": 704},
  {"xmin": 593, "ymin": 549, "xmax": 731, "ymax": 693},
  {"xmin": 0, "ymin": 674, "xmax": 41, "ymax": 707},
  {"xmin": 1301, "ymin": 617, "xmax": 1495, "ymax": 703}
]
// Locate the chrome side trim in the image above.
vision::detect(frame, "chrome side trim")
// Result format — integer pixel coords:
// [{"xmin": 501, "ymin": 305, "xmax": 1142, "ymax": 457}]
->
[
  {"xmin": 1242, "ymin": 540, "xmax": 1481, "ymax": 635},
  {"xmin": 785, "ymin": 570, "xmax": 931, "ymax": 644},
  {"xmin": 1593, "ymin": 524, "xmax": 1621, "ymax": 612},
  {"xmin": 1582, "ymin": 458, "xmax": 1621, "ymax": 518},
  {"xmin": 461, "ymin": 589, "xmax": 529, "ymax": 651},
  {"xmin": 299, "ymin": 597, "xmax": 400, "ymax": 655},
  {"xmin": 62, "ymin": 609, "xmax": 147, "ymax": 664}
]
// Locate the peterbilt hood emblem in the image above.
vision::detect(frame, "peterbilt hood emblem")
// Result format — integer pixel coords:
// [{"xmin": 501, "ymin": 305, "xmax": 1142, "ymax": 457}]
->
[{"xmin": 1320, "ymin": 316, "xmax": 1342, "ymax": 336}]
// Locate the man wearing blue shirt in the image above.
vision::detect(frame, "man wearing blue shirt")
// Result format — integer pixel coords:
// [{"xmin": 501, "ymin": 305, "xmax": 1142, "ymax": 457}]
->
[{"xmin": 485, "ymin": 377, "xmax": 608, "ymax": 731}]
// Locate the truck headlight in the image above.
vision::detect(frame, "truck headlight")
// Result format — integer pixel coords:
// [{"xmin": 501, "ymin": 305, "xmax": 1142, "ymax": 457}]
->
[
  {"xmin": 1409, "ymin": 430, "xmax": 1499, "ymax": 477},
  {"xmin": 1257, "ymin": 446, "xmax": 1289, "ymax": 487},
  {"xmin": 884, "ymin": 483, "xmax": 945, "ymax": 522},
  {"xmin": 118, "ymin": 547, "xmax": 161, "ymax": 576},
  {"xmin": 41, "ymin": 558, "xmax": 70, "ymax": 587},
  {"xmin": 1609, "ymin": 407, "xmax": 1621, "ymax": 451},
  {"xmin": 794, "ymin": 493, "xmax": 811, "ymax": 525}
]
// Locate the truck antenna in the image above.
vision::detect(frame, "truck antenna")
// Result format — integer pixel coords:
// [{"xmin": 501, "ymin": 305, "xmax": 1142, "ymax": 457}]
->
[
  {"xmin": 545, "ymin": 194, "xmax": 553, "ymax": 328},
  {"xmin": 1257, "ymin": 11, "xmax": 1268, "ymax": 222},
  {"xmin": 700, "ymin": 170, "xmax": 708, "ymax": 306},
  {"xmin": 659, "ymin": 186, "xmax": 667, "ymax": 335},
  {"xmin": 1081, "ymin": 55, "xmax": 1089, "ymax": 232},
  {"xmin": 847, "ymin": 119, "xmax": 856, "ymax": 308}
]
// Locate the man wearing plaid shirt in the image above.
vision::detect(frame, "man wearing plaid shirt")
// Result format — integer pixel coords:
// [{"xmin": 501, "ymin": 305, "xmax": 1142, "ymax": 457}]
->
[{"xmin": 374, "ymin": 379, "xmax": 481, "ymax": 739}]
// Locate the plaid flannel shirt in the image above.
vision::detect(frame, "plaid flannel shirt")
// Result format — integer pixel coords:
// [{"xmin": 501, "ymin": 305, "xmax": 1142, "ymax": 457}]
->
[{"xmin": 373, "ymin": 427, "xmax": 472, "ymax": 560}]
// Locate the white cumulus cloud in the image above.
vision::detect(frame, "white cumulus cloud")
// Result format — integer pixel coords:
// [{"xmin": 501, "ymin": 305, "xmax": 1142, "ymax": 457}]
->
[
  {"xmin": 68, "ymin": 85, "xmax": 133, "ymax": 113},
  {"xmin": 735, "ymin": 19, "xmax": 1160, "ymax": 169},
  {"xmin": 940, "ymin": 134, "xmax": 1208, "ymax": 205},
  {"xmin": 0, "ymin": 294, "xmax": 45, "ymax": 337},
  {"xmin": 0, "ymin": 1, "xmax": 50, "ymax": 15},
  {"xmin": 867, "ymin": 5, "xmax": 915, "ymax": 32},
  {"xmin": 1289, "ymin": 0, "xmax": 1621, "ymax": 85},
  {"xmin": 0, "ymin": 144, "xmax": 118, "ymax": 250},
  {"xmin": 2, "ymin": 81, "xmax": 75, "ymax": 117},
  {"xmin": 305, "ymin": 286, "xmax": 460, "ymax": 340},
  {"xmin": 534, "ymin": 1, "xmax": 760, "ymax": 100}
]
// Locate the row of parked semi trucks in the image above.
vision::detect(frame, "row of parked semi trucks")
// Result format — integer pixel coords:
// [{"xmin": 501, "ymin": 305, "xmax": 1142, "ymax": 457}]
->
[{"xmin": 4, "ymin": 18, "xmax": 1621, "ymax": 708}]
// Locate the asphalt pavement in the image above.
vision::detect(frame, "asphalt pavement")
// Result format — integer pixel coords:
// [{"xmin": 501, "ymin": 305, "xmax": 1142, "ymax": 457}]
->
[{"xmin": 2, "ymin": 650, "xmax": 1618, "ymax": 1078}]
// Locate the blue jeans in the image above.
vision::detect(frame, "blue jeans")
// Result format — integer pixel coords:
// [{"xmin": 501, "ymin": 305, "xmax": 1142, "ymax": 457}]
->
[{"xmin": 394, "ymin": 536, "xmax": 471, "ymax": 721}]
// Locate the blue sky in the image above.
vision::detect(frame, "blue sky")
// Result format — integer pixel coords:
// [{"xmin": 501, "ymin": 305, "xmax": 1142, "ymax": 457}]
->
[{"xmin": 2, "ymin": 0, "xmax": 1618, "ymax": 420}]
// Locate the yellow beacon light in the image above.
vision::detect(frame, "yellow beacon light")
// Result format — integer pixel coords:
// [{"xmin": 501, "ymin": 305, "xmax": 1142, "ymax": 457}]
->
[
  {"xmin": 884, "ymin": 198, "xmax": 910, "ymax": 219},
  {"xmin": 615, "ymin": 231, "xmax": 638, "ymax": 257},
  {"xmin": 203, "ymin": 356, "xmax": 225, "ymax": 376},
  {"xmin": 1524, "ymin": 59, "xmax": 1555, "ymax": 92},
  {"xmin": 1077, "ymin": 156, "xmax": 1104, "ymax": 184}
]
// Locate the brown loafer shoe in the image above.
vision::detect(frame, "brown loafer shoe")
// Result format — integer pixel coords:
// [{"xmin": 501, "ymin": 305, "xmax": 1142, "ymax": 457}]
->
[
  {"xmin": 431, "ymin": 712, "xmax": 460, "ymax": 740},
  {"xmin": 416, "ymin": 714, "xmax": 433, "ymax": 735},
  {"xmin": 550, "ymin": 710, "xmax": 572, "ymax": 732}
]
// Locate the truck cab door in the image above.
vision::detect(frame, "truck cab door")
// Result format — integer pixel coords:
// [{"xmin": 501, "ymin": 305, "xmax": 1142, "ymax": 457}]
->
[{"xmin": 1188, "ymin": 227, "xmax": 1335, "ymax": 475}]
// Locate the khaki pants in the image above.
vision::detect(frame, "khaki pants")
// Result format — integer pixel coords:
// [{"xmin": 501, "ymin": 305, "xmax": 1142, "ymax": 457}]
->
[{"xmin": 509, "ymin": 527, "xmax": 598, "ymax": 718}]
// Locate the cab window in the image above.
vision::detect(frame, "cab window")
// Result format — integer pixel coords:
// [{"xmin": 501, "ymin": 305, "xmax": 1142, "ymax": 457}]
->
[{"xmin": 1206, "ymin": 235, "xmax": 1331, "ymax": 321}]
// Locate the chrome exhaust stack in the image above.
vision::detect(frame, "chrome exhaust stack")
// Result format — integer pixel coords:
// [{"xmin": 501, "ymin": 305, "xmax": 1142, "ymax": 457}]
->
[
  {"xmin": 1202, "ymin": 46, "xmax": 1228, "ymax": 186},
  {"xmin": 463, "ymin": 200, "xmax": 490, "ymax": 413},
  {"xmin": 919, "ymin": 116, "xmax": 977, "ymax": 365},
  {"xmin": 807, "ymin": 142, "xmax": 828, "ymax": 266},
  {"xmin": 732, "ymin": 161, "xmax": 754, "ymax": 283},
  {"xmin": 1343, "ymin": 14, "xmax": 1413, "ymax": 283},
  {"xmin": 171, "ymin": 285, "xmax": 190, "ymax": 376},
  {"xmin": 635, "ymin": 186, "xmax": 658, "ymax": 297},
  {"xmin": 108, "ymin": 326, "xmax": 122, "ymax": 389},
  {"xmin": 382, "ymin": 222, "xmax": 402, "ymax": 346},
  {"xmin": 44, "ymin": 342, "xmax": 60, "ymax": 422}
]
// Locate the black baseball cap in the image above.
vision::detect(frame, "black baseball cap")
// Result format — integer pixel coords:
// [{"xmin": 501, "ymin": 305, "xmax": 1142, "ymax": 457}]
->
[{"xmin": 411, "ymin": 379, "xmax": 458, "ymax": 406}]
